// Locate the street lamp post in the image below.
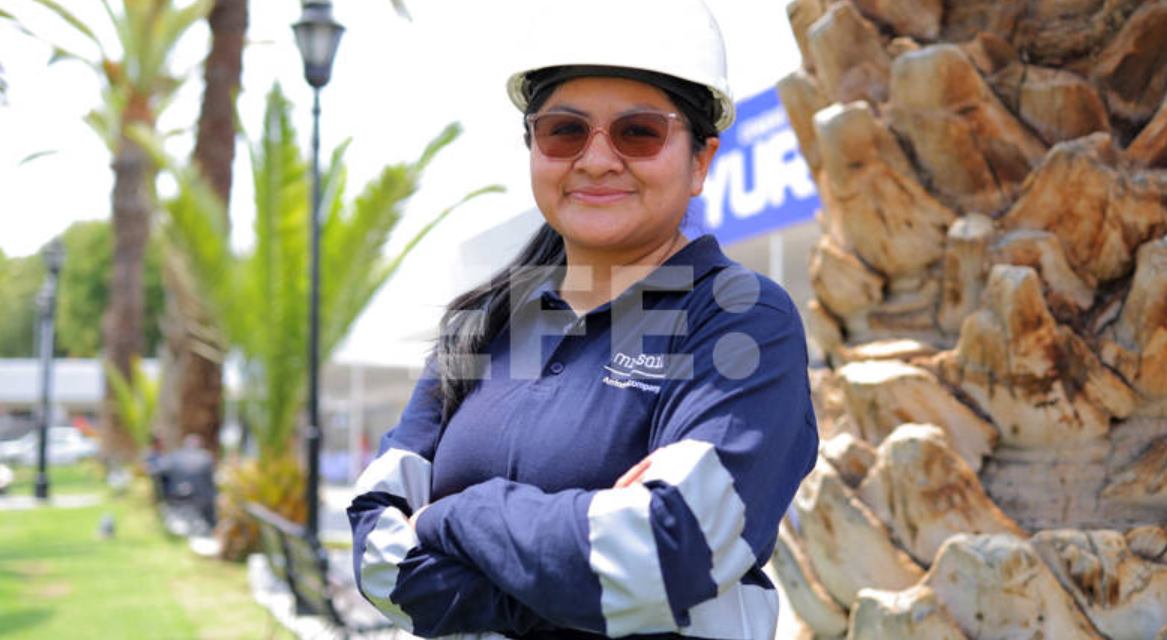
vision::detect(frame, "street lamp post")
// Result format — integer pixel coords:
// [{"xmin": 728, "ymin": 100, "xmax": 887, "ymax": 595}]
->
[
  {"xmin": 34, "ymin": 237, "xmax": 65, "ymax": 501},
  {"xmin": 293, "ymin": 0, "xmax": 344, "ymax": 541}
]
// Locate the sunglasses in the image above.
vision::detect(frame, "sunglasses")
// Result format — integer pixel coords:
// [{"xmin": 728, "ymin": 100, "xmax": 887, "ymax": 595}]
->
[{"xmin": 526, "ymin": 111, "xmax": 683, "ymax": 159}]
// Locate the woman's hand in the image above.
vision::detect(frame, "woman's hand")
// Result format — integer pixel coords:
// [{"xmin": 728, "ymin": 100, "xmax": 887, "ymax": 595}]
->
[
  {"xmin": 613, "ymin": 456, "xmax": 652, "ymax": 488},
  {"xmin": 408, "ymin": 504, "xmax": 430, "ymax": 530}
]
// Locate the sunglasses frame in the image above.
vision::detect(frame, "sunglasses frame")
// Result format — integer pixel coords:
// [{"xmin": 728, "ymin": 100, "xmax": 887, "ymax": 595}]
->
[{"xmin": 525, "ymin": 110, "xmax": 683, "ymax": 160}]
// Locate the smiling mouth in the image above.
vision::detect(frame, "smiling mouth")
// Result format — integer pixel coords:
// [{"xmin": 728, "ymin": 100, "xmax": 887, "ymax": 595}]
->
[{"xmin": 568, "ymin": 189, "xmax": 633, "ymax": 206}]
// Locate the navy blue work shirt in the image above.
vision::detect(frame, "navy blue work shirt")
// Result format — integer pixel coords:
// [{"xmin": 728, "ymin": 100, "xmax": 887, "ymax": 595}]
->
[{"xmin": 349, "ymin": 234, "xmax": 819, "ymax": 639}]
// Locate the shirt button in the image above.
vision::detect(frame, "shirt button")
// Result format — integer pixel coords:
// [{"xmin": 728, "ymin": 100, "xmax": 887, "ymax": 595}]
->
[{"xmin": 549, "ymin": 362, "xmax": 565, "ymax": 375}]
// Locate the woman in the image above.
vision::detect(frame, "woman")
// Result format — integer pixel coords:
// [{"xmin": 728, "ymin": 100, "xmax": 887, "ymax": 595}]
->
[{"xmin": 349, "ymin": 1, "xmax": 818, "ymax": 638}]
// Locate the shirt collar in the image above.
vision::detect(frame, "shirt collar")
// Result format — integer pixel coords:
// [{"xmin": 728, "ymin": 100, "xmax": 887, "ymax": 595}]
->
[{"xmin": 515, "ymin": 234, "xmax": 734, "ymax": 311}]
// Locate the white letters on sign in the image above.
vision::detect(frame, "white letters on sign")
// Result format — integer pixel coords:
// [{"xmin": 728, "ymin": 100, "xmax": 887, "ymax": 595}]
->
[{"xmin": 701, "ymin": 108, "xmax": 816, "ymax": 230}]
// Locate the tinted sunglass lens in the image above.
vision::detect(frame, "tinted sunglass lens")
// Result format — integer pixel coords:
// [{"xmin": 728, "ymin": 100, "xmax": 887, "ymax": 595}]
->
[
  {"xmin": 611, "ymin": 113, "xmax": 669, "ymax": 157},
  {"xmin": 533, "ymin": 113, "xmax": 590, "ymax": 158},
  {"xmin": 530, "ymin": 112, "xmax": 671, "ymax": 158}
]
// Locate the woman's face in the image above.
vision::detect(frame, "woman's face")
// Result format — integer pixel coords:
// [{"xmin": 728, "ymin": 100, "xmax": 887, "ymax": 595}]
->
[{"xmin": 529, "ymin": 76, "xmax": 719, "ymax": 259}]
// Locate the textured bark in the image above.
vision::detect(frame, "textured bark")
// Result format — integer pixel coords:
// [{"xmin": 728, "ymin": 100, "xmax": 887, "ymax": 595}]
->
[
  {"xmin": 787, "ymin": 0, "xmax": 828, "ymax": 74},
  {"xmin": 938, "ymin": 265, "xmax": 1137, "ymax": 448},
  {"xmin": 809, "ymin": 367, "xmax": 861, "ymax": 442},
  {"xmin": 793, "ymin": 462, "xmax": 926, "ymax": 605},
  {"xmin": 779, "ymin": 2, "xmax": 1167, "ymax": 636},
  {"xmin": 160, "ymin": 256, "xmax": 225, "ymax": 455},
  {"xmin": 989, "ymin": 64, "xmax": 1111, "ymax": 146},
  {"xmin": 887, "ymin": 44, "xmax": 1047, "ymax": 214},
  {"xmin": 193, "ymin": 0, "xmax": 246, "ymax": 204},
  {"xmin": 851, "ymin": 0, "xmax": 941, "ymax": 41},
  {"xmin": 808, "ymin": 299, "xmax": 845, "ymax": 358},
  {"xmin": 162, "ymin": 0, "xmax": 248, "ymax": 456},
  {"xmin": 1085, "ymin": 0, "xmax": 1167, "ymax": 127},
  {"xmin": 814, "ymin": 101, "xmax": 958, "ymax": 277},
  {"xmin": 820, "ymin": 432, "xmax": 876, "ymax": 489},
  {"xmin": 807, "ymin": 2, "xmax": 891, "ymax": 105},
  {"xmin": 988, "ymin": 230, "xmax": 1096, "ymax": 319},
  {"xmin": 1128, "ymin": 94, "xmax": 1167, "ymax": 167},
  {"xmin": 999, "ymin": 134, "xmax": 1167, "ymax": 283},
  {"xmin": 943, "ymin": 0, "xmax": 1146, "ymax": 66},
  {"xmin": 101, "ymin": 135, "xmax": 152, "ymax": 464},
  {"xmin": 771, "ymin": 519, "xmax": 850, "ymax": 637},
  {"xmin": 809, "ymin": 235, "xmax": 884, "ymax": 319},
  {"xmin": 938, "ymin": 213, "xmax": 993, "ymax": 334},
  {"xmin": 777, "ymin": 69, "xmax": 829, "ymax": 176},
  {"xmin": 857, "ymin": 424, "xmax": 1025, "ymax": 565},
  {"xmin": 1033, "ymin": 529, "xmax": 1167, "ymax": 640},
  {"xmin": 837, "ymin": 360, "xmax": 997, "ymax": 471},
  {"xmin": 838, "ymin": 338, "xmax": 937, "ymax": 364},
  {"xmin": 923, "ymin": 534, "xmax": 1107, "ymax": 639},
  {"xmin": 848, "ymin": 585, "xmax": 969, "ymax": 640}
]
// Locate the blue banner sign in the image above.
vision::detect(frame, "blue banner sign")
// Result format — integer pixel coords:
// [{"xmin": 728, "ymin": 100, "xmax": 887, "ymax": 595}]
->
[{"xmin": 686, "ymin": 88, "xmax": 820, "ymax": 245}]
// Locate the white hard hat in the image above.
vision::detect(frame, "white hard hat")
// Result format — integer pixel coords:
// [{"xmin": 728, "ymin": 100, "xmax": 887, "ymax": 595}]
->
[{"xmin": 506, "ymin": 0, "xmax": 735, "ymax": 132}]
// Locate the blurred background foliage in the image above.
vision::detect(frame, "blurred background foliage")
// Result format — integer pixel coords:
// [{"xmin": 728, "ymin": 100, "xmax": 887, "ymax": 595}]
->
[{"xmin": 0, "ymin": 220, "xmax": 165, "ymax": 358}]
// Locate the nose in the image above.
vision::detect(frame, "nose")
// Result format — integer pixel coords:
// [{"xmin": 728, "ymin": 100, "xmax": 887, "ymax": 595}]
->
[{"xmin": 575, "ymin": 128, "xmax": 624, "ymax": 175}]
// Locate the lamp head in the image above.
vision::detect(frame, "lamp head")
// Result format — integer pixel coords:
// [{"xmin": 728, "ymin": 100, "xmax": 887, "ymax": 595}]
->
[
  {"xmin": 43, "ymin": 237, "xmax": 64, "ymax": 275},
  {"xmin": 293, "ymin": 1, "xmax": 345, "ymax": 89}
]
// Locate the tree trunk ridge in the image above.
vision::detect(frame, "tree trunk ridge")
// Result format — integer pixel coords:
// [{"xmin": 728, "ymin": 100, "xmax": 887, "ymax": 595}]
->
[
  {"xmin": 161, "ymin": 0, "xmax": 248, "ymax": 456},
  {"xmin": 775, "ymin": 1, "xmax": 1167, "ymax": 637}
]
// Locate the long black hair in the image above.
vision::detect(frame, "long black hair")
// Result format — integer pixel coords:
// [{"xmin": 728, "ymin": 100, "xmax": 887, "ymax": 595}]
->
[{"xmin": 433, "ymin": 67, "xmax": 719, "ymax": 423}]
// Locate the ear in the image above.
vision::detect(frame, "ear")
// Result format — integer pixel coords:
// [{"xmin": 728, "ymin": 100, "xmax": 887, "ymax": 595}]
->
[{"xmin": 689, "ymin": 137, "xmax": 720, "ymax": 197}]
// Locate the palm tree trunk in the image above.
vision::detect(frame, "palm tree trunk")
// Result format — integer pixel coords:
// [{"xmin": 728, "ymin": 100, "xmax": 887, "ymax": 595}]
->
[
  {"xmin": 193, "ymin": 0, "xmax": 247, "ymax": 200},
  {"xmin": 775, "ymin": 1, "xmax": 1167, "ymax": 637},
  {"xmin": 160, "ymin": 0, "xmax": 248, "ymax": 457},
  {"xmin": 101, "ymin": 135, "xmax": 152, "ymax": 464}
]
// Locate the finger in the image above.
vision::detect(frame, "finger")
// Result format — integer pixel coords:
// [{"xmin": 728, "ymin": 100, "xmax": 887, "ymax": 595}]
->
[
  {"xmin": 407, "ymin": 504, "xmax": 429, "ymax": 530},
  {"xmin": 614, "ymin": 458, "xmax": 652, "ymax": 488}
]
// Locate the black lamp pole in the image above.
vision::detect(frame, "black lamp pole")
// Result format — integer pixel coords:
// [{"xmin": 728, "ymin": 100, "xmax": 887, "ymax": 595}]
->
[
  {"xmin": 293, "ymin": 0, "xmax": 344, "ymax": 540},
  {"xmin": 34, "ymin": 237, "xmax": 65, "ymax": 501}
]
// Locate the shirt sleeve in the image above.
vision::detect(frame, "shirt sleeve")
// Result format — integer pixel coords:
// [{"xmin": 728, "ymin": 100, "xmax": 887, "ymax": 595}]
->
[
  {"xmin": 414, "ymin": 292, "xmax": 820, "ymax": 637},
  {"xmin": 347, "ymin": 362, "xmax": 550, "ymax": 637}
]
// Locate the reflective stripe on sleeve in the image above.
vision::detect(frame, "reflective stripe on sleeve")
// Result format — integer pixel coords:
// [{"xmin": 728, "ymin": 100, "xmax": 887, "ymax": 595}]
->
[
  {"xmin": 354, "ymin": 447, "xmax": 433, "ymax": 510},
  {"xmin": 641, "ymin": 440, "xmax": 755, "ymax": 591},
  {"xmin": 587, "ymin": 484, "xmax": 677, "ymax": 636},
  {"xmin": 681, "ymin": 582, "xmax": 779, "ymax": 639},
  {"xmin": 353, "ymin": 447, "xmax": 434, "ymax": 632},
  {"xmin": 359, "ymin": 507, "xmax": 421, "ymax": 631}
]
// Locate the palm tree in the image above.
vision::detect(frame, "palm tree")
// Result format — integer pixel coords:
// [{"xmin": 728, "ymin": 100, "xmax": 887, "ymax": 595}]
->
[
  {"xmin": 0, "ymin": 0, "xmax": 213, "ymax": 464},
  {"xmin": 157, "ymin": 0, "xmax": 248, "ymax": 457},
  {"xmin": 164, "ymin": 84, "xmax": 499, "ymax": 463},
  {"xmin": 161, "ymin": 85, "xmax": 497, "ymax": 554},
  {"xmin": 775, "ymin": 1, "xmax": 1167, "ymax": 637}
]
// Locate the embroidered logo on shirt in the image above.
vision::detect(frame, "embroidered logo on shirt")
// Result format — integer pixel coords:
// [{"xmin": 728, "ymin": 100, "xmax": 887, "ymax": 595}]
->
[
  {"xmin": 605, "ymin": 352, "xmax": 666, "ymax": 379},
  {"xmin": 602, "ymin": 376, "xmax": 661, "ymax": 395},
  {"xmin": 602, "ymin": 352, "xmax": 665, "ymax": 394}
]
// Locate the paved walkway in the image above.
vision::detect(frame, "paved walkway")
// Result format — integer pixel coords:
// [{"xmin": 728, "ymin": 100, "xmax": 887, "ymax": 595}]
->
[
  {"xmin": 0, "ymin": 492, "xmax": 103, "ymax": 510},
  {"xmin": 320, "ymin": 484, "xmax": 358, "ymax": 540}
]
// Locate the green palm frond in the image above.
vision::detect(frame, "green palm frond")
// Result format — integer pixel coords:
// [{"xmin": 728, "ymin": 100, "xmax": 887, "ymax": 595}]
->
[
  {"xmin": 104, "ymin": 356, "xmax": 160, "ymax": 447},
  {"xmin": 23, "ymin": 0, "xmax": 108, "ymax": 58},
  {"xmin": 1, "ymin": 0, "xmax": 210, "ymax": 134},
  {"xmin": 163, "ymin": 84, "xmax": 502, "ymax": 461},
  {"xmin": 163, "ymin": 167, "xmax": 235, "ymax": 323}
]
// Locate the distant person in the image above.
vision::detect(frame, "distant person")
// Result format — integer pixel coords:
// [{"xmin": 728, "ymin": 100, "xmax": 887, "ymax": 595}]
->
[
  {"xmin": 165, "ymin": 434, "xmax": 216, "ymax": 529},
  {"xmin": 348, "ymin": 0, "xmax": 819, "ymax": 636}
]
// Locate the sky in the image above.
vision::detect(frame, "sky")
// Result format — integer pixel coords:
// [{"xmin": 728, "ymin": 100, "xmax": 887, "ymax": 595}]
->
[{"xmin": 0, "ymin": 0, "xmax": 802, "ymax": 366}]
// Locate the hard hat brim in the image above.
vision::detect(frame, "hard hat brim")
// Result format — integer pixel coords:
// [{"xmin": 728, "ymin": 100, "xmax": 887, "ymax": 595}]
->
[{"xmin": 507, "ymin": 66, "xmax": 735, "ymax": 133}]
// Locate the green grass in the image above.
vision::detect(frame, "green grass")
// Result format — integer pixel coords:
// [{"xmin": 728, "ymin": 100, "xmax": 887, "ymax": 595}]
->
[
  {"xmin": 4, "ymin": 458, "xmax": 107, "ymax": 496},
  {"xmin": 0, "ymin": 476, "xmax": 296, "ymax": 640}
]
